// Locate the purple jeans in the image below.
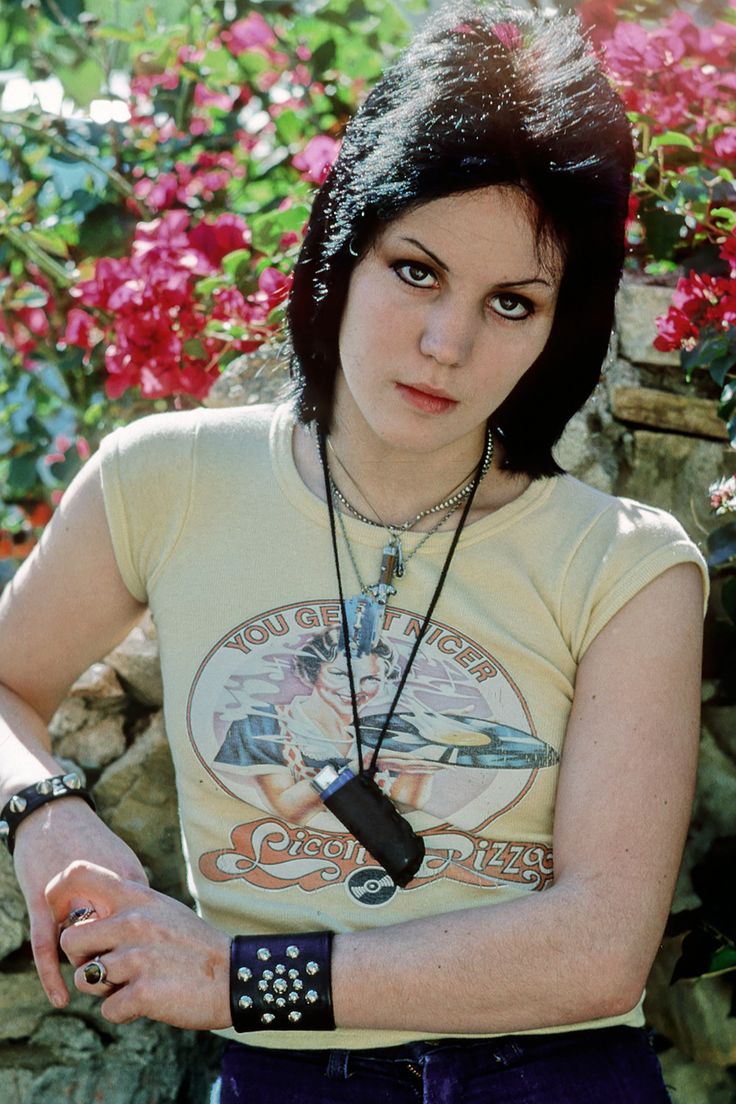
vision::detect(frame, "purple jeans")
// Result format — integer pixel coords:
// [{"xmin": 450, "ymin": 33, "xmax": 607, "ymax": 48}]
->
[{"xmin": 219, "ymin": 1025, "xmax": 672, "ymax": 1103}]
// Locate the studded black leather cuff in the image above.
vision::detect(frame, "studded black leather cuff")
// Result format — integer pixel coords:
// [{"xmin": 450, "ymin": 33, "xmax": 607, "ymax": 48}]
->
[
  {"xmin": 230, "ymin": 931, "xmax": 335, "ymax": 1032},
  {"xmin": 0, "ymin": 773, "xmax": 96, "ymax": 856}
]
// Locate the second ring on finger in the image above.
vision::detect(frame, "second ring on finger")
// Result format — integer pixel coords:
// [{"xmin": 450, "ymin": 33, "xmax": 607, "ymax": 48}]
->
[{"xmin": 78, "ymin": 956, "xmax": 117, "ymax": 991}]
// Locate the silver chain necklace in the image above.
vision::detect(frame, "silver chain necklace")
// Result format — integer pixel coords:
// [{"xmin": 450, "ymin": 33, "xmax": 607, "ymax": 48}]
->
[
  {"xmin": 327, "ymin": 422, "xmax": 494, "ymax": 533},
  {"xmin": 334, "ymin": 495, "xmax": 463, "ymax": 594}
]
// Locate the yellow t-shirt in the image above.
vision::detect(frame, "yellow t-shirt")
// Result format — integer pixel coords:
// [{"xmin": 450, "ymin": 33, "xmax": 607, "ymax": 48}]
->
[{"xmin": 98, "ymin": 401, "xmax": 708, "ymax": 1049}]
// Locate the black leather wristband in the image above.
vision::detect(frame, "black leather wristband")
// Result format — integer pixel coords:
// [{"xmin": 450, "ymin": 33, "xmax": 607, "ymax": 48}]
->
[
  {"xmin": 230, "ymin": 931, "xmax": 335, "ymax": 1032},
  {"xmin": 0, "ymin": 773, "xmax": 96, "ymax": 856}
]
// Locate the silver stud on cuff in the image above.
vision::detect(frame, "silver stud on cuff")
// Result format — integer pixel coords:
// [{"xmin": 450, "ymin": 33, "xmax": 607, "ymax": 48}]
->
[
  {"xmin": 238, "ymin": 995, "xmax": 253, "ymax": 1011},
  {"xmin": 288, "ymin": 968, "xmax": 299, "ymax": 980},
  {"xmin": 306, "ymin": 961, "xmax": 319, "ymax": 975},
  {"xmin": 292, "ymin": 978, "xmax": 304, "ymax": 991},
  {"xmin": 273, "ymin": 979, "xmax": 287, "ymax": 994},
  {"xmin": 256, "ymin": 947, "xmax": 271, "ymax": 961},
  {"xmin": 36, "ymin": 779, "xmax": 53, "ymax": 795},
  {"xmin": 288, "ymin": 1010, "xmax": 302, "ymax": 1023},
  {"xmin": 63, "ymin": 773, "xmax": 82, "ymax": 790},
  {"xmin": 275, "ymin": 964, "xmax": 286, "ymax": 975},
  {"xmin": 275, "ymin": 997, "xmax": 286, "ymax": 1008},
  {"xmin": 262, "ymin": 969, "xmax": 274, "ymax": 981},
  {"xmin": 261, "ymin": 1012, "xmax": 275, "ymax": 1025},
  {"xmin": 263, "ymin": 992, "xmax": 274, "ymax": 1004},
  {"xmin": 288, "ymin": 991, "xmax": 300, "ymax": 1003},
  {"xmin": 286, "ymin": 945, "xmax": 299, "ymax": 958},
  {"xmin": 257, "ymin": 980, "xmax": 269, "ymax": 992},
  {"xmin": 305, "ymin": 990, "xmax": 318, "ymax": 1004},
  {"xmin": 0, "ymin": 821, "xmax": 9, "ymax": 840},
  {"xmin": 8, "ymin": 796, "xmax": 27, "ymax": 814},
  {"xmin": 237, "ymin": 966, "xmax": 252, "ymax": 983}
]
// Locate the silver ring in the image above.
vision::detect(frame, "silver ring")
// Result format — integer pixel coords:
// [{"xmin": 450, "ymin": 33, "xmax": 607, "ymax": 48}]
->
[
  {"xmin": 83, "ymin": 958, "xmax": 109, "ymax": 986},
  {"xmin": 63, "ymin": 905, "xmax": 96, "ymax": 930}
]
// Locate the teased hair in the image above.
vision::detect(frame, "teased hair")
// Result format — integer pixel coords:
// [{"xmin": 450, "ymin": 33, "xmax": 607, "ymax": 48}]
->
[{"xmin": 286, "ymin": 0, "xmax": 634, "ymax": 477}]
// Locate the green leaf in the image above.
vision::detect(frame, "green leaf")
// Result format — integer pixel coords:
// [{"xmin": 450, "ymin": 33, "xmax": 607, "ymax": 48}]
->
[
  {"xmin": 221, "ymin": 250, "xmax": 253, "ymax": 279},
  {"xmin": 711, "ymin": 207, "xmax": 736, "ymax": 231},
  {"xmin": 707, "ymin": 521, "xmax": 736, "ymax": 570},
  {"xmin": 57, "ymin": 57, "xmax": 106, "ymax": 109},
  {"xmin": 27, "ymin": 228, "xmax": 70, "ymax": 258},
  {"xmin": 650, "ymin": 131, "xmax": 696, "ymax": 152}
]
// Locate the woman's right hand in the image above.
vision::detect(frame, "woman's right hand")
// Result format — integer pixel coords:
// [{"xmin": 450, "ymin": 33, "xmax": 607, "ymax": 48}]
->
[{"xmin": 12, "ymin": 796, "xmax": 149, "ymax": 1008}]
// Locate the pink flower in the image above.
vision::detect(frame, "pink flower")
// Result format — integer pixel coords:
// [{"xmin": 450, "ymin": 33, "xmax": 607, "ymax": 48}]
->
[
  {"xmin": 221, "ymin": 13, "xmax": 277, "ymax": 57},
  {"xmin": 292, "ymin": 135, "xmax": 341, "ymax": 185},
  {"xmin": 713, "ymin": 129, "xmax": 736, "ymax": 160},
  {"xmin": 491, "ymin": 22, "xmax": 523, "ymax": 50},
  {"xmin": 189, "ymin": 213, "xmax": 252, "ymax": 266},
  {"xmin": 258, "ymin": 266, "xmax": 292, "ymax": 305},
  {"xmin": 193, "ymin": 84, "xmax": 235, "ymax": 112}
]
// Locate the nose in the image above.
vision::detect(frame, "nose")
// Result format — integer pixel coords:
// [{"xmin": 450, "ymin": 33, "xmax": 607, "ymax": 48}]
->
[{"xmin": 418, "ymin": 296, "xmax": 477, "ymax": 368}]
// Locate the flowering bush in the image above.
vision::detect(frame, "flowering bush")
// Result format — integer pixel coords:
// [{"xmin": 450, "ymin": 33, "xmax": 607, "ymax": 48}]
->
[
  {"xmin": 0, "ymin": 0, "xmax": 424, "ymax": 564},
  {"xmin": 578, "ymin": 1, "xmax": 736, "ymax": 449}
]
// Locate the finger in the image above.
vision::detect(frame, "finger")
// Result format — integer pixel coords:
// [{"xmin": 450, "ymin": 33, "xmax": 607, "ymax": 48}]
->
[
  {"xmin": 29, "ymin": 906, "xmax": 69, "ymax": 1008},
  {"xmin": 73, "ymin": 951, "xmax": 124, "ymax": 995},
  {"xmin": 99, "ymin": 981, "xmax": 144, "ymax": 1025},
  {"xmin": 45, "ymin": 861, "xmax": 148, "ymax": 924},
  {"xmin": 60, "ymin": 912, "xmax": 126, "ymax": 965}
]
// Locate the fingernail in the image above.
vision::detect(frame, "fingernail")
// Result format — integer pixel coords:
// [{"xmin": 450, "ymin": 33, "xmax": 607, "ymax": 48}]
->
[{"xmin": 51, "ymin": 991, "xmax": 67, "ymax": 1008}]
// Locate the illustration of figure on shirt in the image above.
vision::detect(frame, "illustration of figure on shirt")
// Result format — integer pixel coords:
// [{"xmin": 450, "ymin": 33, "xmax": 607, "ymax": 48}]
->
[{"xmin": 215, "ymin": 625, "xmax": 557, "ymax": 823}]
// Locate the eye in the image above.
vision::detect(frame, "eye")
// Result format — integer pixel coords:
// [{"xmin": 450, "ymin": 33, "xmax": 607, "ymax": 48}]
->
[
  {"xmin": 490, "ymin": 293, "xmax": 534, "ymax": 321},
  {"xmin": 392, "ymin": 261, "xmax": 438, "ymax": 288}
]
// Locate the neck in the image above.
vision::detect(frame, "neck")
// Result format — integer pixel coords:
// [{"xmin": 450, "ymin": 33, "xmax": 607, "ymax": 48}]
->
[{"xmin": 326, "ymin": 407, "xmax": 490, "ymax": 530}]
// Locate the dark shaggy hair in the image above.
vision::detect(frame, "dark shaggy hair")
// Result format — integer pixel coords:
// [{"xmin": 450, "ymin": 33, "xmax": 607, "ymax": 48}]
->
[{"xmin": 286, "ymin": 0, "xmax": 634, "ymax": 477}]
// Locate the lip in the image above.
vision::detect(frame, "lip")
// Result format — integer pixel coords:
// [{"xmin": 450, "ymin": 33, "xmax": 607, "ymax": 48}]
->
[{"xmin": 396, "ymin": 382, "xmax": 459, "ymax": 414}]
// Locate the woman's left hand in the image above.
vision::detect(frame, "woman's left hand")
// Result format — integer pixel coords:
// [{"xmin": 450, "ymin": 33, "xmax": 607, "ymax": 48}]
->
[{"xmin": 50, "ymin": 861, "xmax": 232, "ymax": 1029}]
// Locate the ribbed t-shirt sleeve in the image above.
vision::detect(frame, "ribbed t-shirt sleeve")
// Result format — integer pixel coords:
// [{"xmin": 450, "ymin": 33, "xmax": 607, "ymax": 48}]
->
[
  {"xmin": 562, "ymin": 498, "xmax": 710, "ymax": 662},
  {"xmin": 97, "ymin": 412, "xmax": 197, "ymax": 604}
]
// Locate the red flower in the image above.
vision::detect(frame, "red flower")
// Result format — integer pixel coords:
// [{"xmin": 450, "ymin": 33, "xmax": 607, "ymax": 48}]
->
[{"xmin": 292, "ymin": 135, "xmax": 341, "ymax": 185}]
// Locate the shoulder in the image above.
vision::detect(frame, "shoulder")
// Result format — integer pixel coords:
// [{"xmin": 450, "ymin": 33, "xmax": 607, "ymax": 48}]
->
[
  {"xmin": 98, "ymin": 400, "xmax": 284, "ymax": 457},
  {"xmin": 548, "ymin": 475, "xmax": 700, "ymax": 559}
]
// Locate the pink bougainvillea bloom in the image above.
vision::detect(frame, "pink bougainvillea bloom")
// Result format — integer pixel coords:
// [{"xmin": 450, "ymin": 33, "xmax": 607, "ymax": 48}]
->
[
  {"xmin": 258, "ymin": 266, "xmax": 292, "ymax": 304},
  {"xmin": 713, "ymin": 129, "xmax": 736, "ymax": 159},
  {"xmin": 193, "ymin": 84, "xmax": 235, "ymax": 112},
  {"xmin": 76, "ymin": 437, "xmax": 91, "ymax": 461},
  {"xmin": 296, "ymin": 44, "xmax": 311, "ymax": 61},
  {"xmin": 292, "ymin": 135, "xmax": 341, "ymax": 185},
  {"xmin": 189, "ymin": 213, "xmax": 252, "ymax": 267},
  {"xmin": 491, "ymin": 22, "xmax": 523, "ymax": 50},
  {"xmin": 221, "ymin": 13, "xmax": 277, "ymax": 56},
  {"xmin": 63, "ymin": 308, "xmax": 96, "ymax": 349}
]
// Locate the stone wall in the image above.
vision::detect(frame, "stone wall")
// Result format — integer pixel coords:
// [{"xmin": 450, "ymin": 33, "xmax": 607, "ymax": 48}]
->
[{"xmin": 2, "ymin": 280, "xmax": 735, "ymax": 1101}]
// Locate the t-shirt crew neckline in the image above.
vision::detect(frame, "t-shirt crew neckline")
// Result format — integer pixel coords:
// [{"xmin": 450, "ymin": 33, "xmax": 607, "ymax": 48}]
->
[{"xmin": 270, "ymin": 401, "xmax": 558, "ymax": 551}]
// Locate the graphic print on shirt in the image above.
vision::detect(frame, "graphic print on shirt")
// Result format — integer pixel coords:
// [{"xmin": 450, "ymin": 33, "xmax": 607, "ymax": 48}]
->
[{"xmin": 189, "ymin": 601, "xmax": 558, "ymax": 905}]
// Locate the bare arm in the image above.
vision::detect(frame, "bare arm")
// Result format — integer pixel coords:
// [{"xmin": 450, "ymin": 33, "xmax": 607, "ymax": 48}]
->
[
  {"xmin": 329, "ymin": 560, "xmax": 704, "ymax": 1031},
  {"xmin": 0, "ymin": 453, "xmax": 150, "ymax": 1005}
]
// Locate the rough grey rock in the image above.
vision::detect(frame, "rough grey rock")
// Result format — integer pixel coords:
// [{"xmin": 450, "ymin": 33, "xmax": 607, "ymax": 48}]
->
[
  {"xmin": 645, "ymin": 937, "xmax": 736, "ymax": 1066},
  {"xmin": 659, "ymin": 1046, "xmax": 736, "ymax": 1104},
  {"xmin": 0, "ymin": 1012, "xmax": 210, "ymax": 1104},
  {"xmin": 614, "ymin": 430, "xmax": 733, "ymax": 543},
  {"xmin": 702, "ymin": 703, "xmax": 736, "ymax": 763},
  {"xmin": 690, "ymin": 726, "xmax": 736, "ymax": 848},
  {"xmin": 93, "ymin": 712, "xmax": 189, "ymax": 900},
  {"xmin": 105, "ymin": 611, "xmax": 164, "ymax": 708},
  {"xmin": 204, "ymin": 342, "xmax": 290, "ymax": 409},
  {"xmin": 616, "ymin": 282, "xmax": 681, "ymax": 367},
  {"xmin": 0, "ymin": 966, "xmax": 51, "ymax": 1041},
  {"xmin": 68, "ymin": 662, "xmax": 126, "ymax": 704},
  {"xmin": 53, "ymin": 712, "xmax": 127, "ymax": 771},
  {"xmin": 0, "ymin": 848, "xmax": 29, "ymax": 962}
]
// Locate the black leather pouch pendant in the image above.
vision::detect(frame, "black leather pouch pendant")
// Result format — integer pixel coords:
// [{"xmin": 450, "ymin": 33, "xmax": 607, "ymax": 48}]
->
[{"xmin": 312, "ymin": 765, "xmax": 425, "ymax": 888}]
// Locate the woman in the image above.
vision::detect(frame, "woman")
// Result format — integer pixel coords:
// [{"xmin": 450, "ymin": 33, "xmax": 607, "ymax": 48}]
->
[{"xmin": 0, "ymin": 1, "xmax": 707, "ymax": 1100}]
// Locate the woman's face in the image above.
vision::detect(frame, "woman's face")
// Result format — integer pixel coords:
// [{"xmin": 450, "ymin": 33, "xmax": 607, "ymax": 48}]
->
[
  {"xmin": 312, "ymin": 654, "xmax": 386, "ymax": 717},
  {"xmin": 335, "ymin": 186, "xmax": 563, "ymax": 458}
]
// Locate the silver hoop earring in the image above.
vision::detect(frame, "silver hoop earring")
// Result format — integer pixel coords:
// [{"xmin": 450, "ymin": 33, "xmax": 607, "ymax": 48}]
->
[{"xmin": 348, "ymin": 237, "xmax": 358, "ymax": 258}]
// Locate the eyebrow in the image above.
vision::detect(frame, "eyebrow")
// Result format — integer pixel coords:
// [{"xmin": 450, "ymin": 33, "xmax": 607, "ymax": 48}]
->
[{"xmin": 397, "ymin": 236, "xmax": 554, "ymax": 289}]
